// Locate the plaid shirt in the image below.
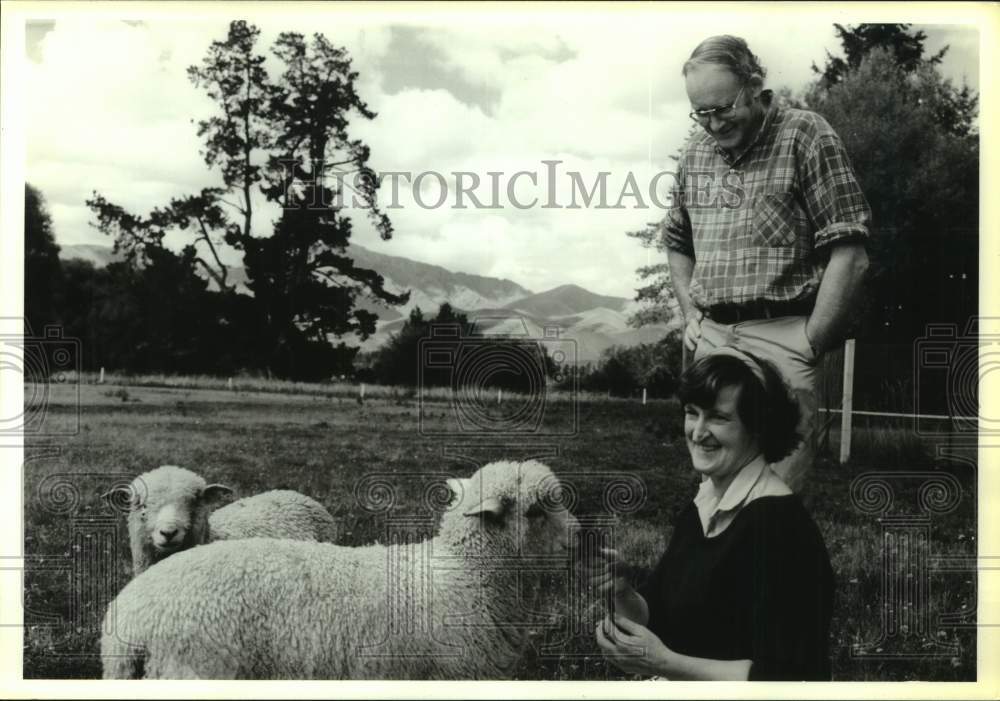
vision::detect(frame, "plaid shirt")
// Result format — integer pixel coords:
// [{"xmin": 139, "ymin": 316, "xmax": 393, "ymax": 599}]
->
[{"xmin": 662, "ymin": 98, "xmax": 871, "ymax": 309}]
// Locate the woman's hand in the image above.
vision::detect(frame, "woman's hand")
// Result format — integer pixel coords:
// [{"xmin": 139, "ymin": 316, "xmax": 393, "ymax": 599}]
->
[
  {"xmin": 585, "ymin": 547, "xmax": 650, "ymax": 625},
  {"xmin": 585, "ymin": 546, "xmax": 627, "ymax": 597},
  {"xmin": 596, "ymin": 614, "xmax": 753, "ymax": 680},
  {"xmin": 595, "ymin": 613, "xmax": 673, "ymax": 677}
]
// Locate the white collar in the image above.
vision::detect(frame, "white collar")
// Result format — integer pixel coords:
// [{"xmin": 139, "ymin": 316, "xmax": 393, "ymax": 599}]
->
[{"xmin": 693, "ymin": 455, "xmax": 792, "ymax": 538}]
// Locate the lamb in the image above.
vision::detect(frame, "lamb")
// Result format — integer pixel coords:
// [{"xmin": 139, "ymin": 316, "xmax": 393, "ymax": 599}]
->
[
  {"xmin": 101, "ymin": 460, "xmax": 580, "ymax": 680},
  {"xmin": 104, "ymin": 465, "xmax": 338, "ymax": 576}
]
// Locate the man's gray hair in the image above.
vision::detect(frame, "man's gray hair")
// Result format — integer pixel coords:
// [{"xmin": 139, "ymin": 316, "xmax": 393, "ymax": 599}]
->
[{"xmin": 682, "ymin": 35, "xmax": 767, "ymax": 84}]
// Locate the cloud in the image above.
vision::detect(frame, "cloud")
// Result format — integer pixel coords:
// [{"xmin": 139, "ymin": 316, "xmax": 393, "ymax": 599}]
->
[
  {"xmin": 358, "ymin": 88, "xmax": 494, "ymax": 168},
  {"xmin": 25, "ymin": 20, "xmax": 223, "ymax": 242}
]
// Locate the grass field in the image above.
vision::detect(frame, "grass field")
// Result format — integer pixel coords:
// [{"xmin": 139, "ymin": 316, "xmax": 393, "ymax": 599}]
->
[{"xmin": 21, "ymin": 378, "xmax": 977, "ymax": 681}]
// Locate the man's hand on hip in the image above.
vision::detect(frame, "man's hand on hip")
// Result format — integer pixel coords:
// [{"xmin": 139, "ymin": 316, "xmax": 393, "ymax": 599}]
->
[
  {"xmin": 803, "ymin": 318, "xmax": 822, "ymax": 357},
  {"xmin": 684, "ymin": 313, "xmax": 703, "ymax": 352},
  {"xmin": 807, "ymin": 242, "xmax": 870, "ymax": 357}
]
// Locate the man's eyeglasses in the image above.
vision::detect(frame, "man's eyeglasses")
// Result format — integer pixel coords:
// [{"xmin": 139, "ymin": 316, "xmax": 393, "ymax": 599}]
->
[{"xmin": 689, "ymin": 86, "xmax": 745, "ymax": 124}]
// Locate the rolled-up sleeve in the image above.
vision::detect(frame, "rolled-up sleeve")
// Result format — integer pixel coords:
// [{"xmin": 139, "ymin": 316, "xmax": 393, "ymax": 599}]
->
[
  {"xmin": 661, "ymin": 161, "xmax": 695, "ymax": 257},
  {"xmin": 802, "ymin": 133, "xmax": 872, "ymax": 250}
]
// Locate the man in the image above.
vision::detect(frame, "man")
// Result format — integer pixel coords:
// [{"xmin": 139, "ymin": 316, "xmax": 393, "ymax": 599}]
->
[{"xmin": 664, "ymin": 35, "xmax": 871, "ymax": 490}]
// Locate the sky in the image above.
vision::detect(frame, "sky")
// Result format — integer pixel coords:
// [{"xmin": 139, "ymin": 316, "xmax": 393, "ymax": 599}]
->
[{"xmin": 20, "ymin": 6, "xmax": 981, "ymax": 299}]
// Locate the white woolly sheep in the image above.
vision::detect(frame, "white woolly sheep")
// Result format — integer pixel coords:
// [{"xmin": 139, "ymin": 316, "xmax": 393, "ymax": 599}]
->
[
  {"xmin": 105, "ymin": 465, "xmax": 338, "ymax": 576},
  {"xmin": 101, "ymin": 460, "xmax": 580, "ymax": 679}
]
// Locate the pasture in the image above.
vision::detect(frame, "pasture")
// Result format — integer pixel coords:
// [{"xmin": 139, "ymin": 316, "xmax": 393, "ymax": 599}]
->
[{"xmin": 21, "ymin": 378, "xmax": 976, "ymax": 681}]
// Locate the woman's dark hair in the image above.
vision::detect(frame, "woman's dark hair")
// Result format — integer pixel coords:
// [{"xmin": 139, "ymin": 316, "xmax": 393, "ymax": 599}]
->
[{"xmin": 677, "ymin": 350, "xmax": 801, "ymax": 463}]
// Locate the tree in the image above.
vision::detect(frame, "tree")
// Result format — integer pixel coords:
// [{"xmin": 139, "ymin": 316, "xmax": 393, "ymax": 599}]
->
[
  {"xmin": 812, "ymin": 24, "xmax": 946, "ymax": 89},
  {"xmin": 809, "ymin": 23, "xmax": 977, "ymax": 138},
  {"xmin": 86, "ymin": 21, "xmax": 408, "ymax": 379},
  {"xmin": 57, "ymin": 259, "xmax": 108, "ymax": 369},
  {"xmin": 576, "ymin": 333, "xmax": 683, "ymax": 398},
  {"xmin": 86, "ymin": 189, "xmax": 234, "ymax": 288},
  {"xmin": 25, "ymin": 184, "xmax": 62, "ymax": 334},
  {"xmin": 806, "ymin": 28, "xmax": 978, "ymax": 412},
  {"xmin": 368, "ymin": 303, "xmax": 561, "ymax": 393},
  {"xmin": 809, "ymin": 48, "xmax": 978, "ymax": 340},
  {"xmin": 625, "ymin": 128, "xmax": 697, "ymax": 331},
  {"xmin": 98, "ymin": 247, "xmax": 217, "ymax": 372},
  {"xmin": 626, "ymin": 220, "xmax": 682, "ymax": 329},
  {"xmin": 370, "ymin": 304, "xmax": 472, "ymax": 387},
  {"xmin": 186, "ymin": 20, "xmax": 271, "ymax": 259},
  {"xmin": 56, "ymin": 247, "xmax": 240, "ymax": 374}
]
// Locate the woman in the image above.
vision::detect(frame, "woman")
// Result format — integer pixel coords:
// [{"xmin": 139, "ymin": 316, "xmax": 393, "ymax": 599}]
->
[{"xmin": 594, "ymin": 347, "xmax": 834, "ymax": 680}]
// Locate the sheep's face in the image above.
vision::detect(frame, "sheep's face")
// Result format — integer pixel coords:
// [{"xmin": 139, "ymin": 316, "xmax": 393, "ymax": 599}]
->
[
  {"xmin": 107, "ymin": 466, "xmax": 233, "ymax": 558},
  {"xmin": 443, "ymin": 461, "xmax": 580, "ymax": 561}
]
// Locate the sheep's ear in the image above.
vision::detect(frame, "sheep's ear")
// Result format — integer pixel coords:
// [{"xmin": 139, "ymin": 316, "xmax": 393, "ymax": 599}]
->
[
  {"xmin": 201, "ymin": 484, "xmax": 234, "ymax": 505},
  {"xmin": 464, "ymin": 496, "xmax": 509, "ymax": 524}
]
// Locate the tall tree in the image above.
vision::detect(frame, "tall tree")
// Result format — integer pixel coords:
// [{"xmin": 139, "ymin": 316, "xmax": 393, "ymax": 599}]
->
[
  {"xmin": 24, "ymin": 184, "xmax": 62, "ymax": 334},
  {"xmin": 242, "ymin": 31, "xmax": 406, "ymax": 377},
  {"xmin": 810, "ymin": 23, "xmax": 977, "ymax": 138},
  {"xmin": 807, "ymin": 46, "xmax": 978, "ymax": 342},
  {"xmin": 86, "ymin": 21, "xmax": 407, "ymax": 379},
  {"xmin": 186, "ymin": 20, "xmax": 271, "ymax": 257},
  {"xmin": 812, "ymin": 24, "xmax": 945, "ymax": 88},
  {"xmin": 807, "ymin": 33, "xmax": 978, "ymax": 412}
]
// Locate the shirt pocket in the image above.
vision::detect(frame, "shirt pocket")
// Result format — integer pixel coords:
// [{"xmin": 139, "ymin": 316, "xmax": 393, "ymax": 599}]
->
[{"xmin": 750, "ymin": 192, "xmax": 800, "ymax": 247}]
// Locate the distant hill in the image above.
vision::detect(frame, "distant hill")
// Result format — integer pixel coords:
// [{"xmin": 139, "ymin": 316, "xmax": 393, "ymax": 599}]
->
[
  {"xmin": 347, "ymin": 244, "xmax": 531, "ymax": 320},
  {"xmin": 58, "ymin": 242, "xmax": 674, "ymax": 362},
  {"xmin": 503, "ymin": 284, "xmax": 628, "ymax": 317},
  {"xmin": 60, "ymin": 243, "xmax": 122, "ymax": 268}
]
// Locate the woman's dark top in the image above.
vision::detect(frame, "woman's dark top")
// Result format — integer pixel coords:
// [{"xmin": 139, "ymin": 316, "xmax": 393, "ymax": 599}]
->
[{"xmin": 638, "ymin": 495, "xmax": 835, "ymax": 681}]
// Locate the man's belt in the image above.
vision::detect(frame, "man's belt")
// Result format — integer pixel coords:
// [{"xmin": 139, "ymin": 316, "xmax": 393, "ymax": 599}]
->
[{"xmin": 705, "ymin": 300, "xmax": 813, "ymax": 325}]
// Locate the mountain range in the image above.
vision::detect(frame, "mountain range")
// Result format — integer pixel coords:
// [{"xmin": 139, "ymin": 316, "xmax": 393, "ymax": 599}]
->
[{"xmin": 59, "ymin": 242, "xmax": 674, "ymax": 362}]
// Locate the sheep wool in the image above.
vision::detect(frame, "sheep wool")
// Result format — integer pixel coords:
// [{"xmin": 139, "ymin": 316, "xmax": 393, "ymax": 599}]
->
[
  {"xmin": 101, "ymin": 460, "xmax": 579, "ymax": 679},
  {"xmin": 107, "ymin": 466, "xmax": 337, "ymax": 576},
  {"xmin": 210, "ymin": 490, "xmax": 338, "ymax": 543}
]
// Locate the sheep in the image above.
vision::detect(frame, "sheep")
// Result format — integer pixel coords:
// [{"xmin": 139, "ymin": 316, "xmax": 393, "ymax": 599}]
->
[
  {"xmin": 209, "ymin": 489, "xmax": 339, "ymax": 543},
  {"xmin": 104, "ymin": 465, "xmax": 338, "ymax": 576},
  {"xmin": 101, "ymin": 459, "xmax": 580, "ymax": 680}
]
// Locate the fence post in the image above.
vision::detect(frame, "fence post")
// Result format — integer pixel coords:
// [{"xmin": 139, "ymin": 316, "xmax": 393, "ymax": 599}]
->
[
  {"xmin": 497, "ymin": 388, "xmax": 502, "ymax": 405},
  {"xmin": 840, "ymin": 339, "xmax": 856, "ymax": 464},
  {"xmin": 642, "ymin": 388, "xmax": 647, "ymax": 406},
  {"xmin": 227, "ymin": 377, "xmax": 233, "ymax": 391},
  {"xmin": 360, "ymin": 383, "xmax": 366, "ymax": 400},
  {"xmin": 98, "ymin": 367, "xmax": 105, "ymax": 384}
]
